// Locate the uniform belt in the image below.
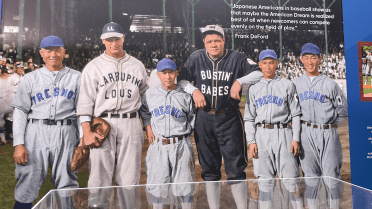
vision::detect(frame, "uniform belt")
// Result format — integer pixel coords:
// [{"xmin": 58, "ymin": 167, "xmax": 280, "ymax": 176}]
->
[
  {"xmin": 100, "ymin": 112, "xmax": 137, "ymax": 118},
  {"xmin": 302, "ymin": 121, "xmax": 337, "ymax": 129},
  {"xmin": 30, "ymin": 119, "xmax": 73, "ymax": 125},
  {"xmin": 257, "ymin": 123, "xmax": 288, "ymax": 129},
  {"xmin": 198, "ymin": 107, "xmax": 232, "ymax": 115},
  {"xmin": 156, "ymin": 135, "xmax": 187, "ymax": 145}
]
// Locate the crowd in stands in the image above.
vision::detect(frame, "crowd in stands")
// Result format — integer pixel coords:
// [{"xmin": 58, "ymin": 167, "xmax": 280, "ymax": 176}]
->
[{"xmin": 0, "ymin": 28, "xmax": 346, "ymax": 79}]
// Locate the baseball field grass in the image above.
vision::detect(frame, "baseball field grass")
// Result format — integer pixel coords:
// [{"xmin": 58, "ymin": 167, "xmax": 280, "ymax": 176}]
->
[{"xmin": 0, "ymin": 144, "xmax": 90, "ymax": 208}]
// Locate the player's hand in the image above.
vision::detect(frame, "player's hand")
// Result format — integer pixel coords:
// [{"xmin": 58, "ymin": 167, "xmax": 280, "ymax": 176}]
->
[
  {"xmin": 83, "ymin": 130, "xmax": 104, "ymax": 148},
  {"xmin": 145, "ymin": 125, "xmax": 155, "ymax": 145},
  {"xmin": 13, "ymin": 144, "xmax": 28, "ymax": 165},
  {"xmin": 249, "ymin": 143, "xmax": 258, "ymax": 159},
  {"xmin": 192, "ymin": 89, "xmax": 206, "ymax": 108},
  {"xmin": 290, "ymin": 141, "xmax": 300, "ymax": 157},
  {"xmin": 230, "ymin": 80, "xmax": 242, "ymax": 100}
]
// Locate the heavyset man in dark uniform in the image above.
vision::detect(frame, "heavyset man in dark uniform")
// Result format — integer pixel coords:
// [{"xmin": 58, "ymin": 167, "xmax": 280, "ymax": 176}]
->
[{"xmin": 178, "ymin": 24, "xmax": 263, "ymax": 208}]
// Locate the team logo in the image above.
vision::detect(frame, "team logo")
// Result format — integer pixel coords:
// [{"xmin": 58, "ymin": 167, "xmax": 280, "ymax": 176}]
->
[{"xmin": 107, "ymin": 26, "xmax": 114, "ymax": 31}]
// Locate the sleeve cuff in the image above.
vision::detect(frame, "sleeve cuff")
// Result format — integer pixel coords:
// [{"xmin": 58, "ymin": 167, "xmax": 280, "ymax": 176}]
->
[
  {"xmin": 143, "ymin": 119, "xmax": 151, "ymax": 127},
  {"xmin": 79, "ymin": 115, "xmax": 92, "ymax": 124}
]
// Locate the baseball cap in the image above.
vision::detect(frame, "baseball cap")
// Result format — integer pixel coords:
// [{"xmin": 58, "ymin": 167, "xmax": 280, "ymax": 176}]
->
[
  {"xmin": 301, "ymin": 43, "xmax": 320, "ymax": 55},
  {"xmin": 157, "ymin": 58, "xmax": 177, "ymax": 72},
  {"xmin": 202, "ymin": 25, "xmax": 224, "ymax": 37},
  {"xmin": 17, "ymin": 62, "xmax": 24, "ymax": 68},
  {"xmin": 40, "ymin": 36, "xmax": 64, "ymax": 49},
  {"xmin": 259, "ymin": 49, "xmax": 277, "ymax": 61},
  {"xmin": 101, "ymin": 22, "xmax": 124, "ymax": 39}
]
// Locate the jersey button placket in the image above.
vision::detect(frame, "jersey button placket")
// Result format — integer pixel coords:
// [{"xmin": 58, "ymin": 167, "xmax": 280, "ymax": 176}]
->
[
  {"xmin": 166, "ymin": 92, "xmax": 171, "ymax": 137},
  {"xmin": 267, "ymin": 81, "xmax": 272, "ymax": 124}
]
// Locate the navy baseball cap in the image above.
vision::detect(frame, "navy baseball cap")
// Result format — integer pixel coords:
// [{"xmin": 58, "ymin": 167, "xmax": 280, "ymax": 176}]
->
[
  {"xmin": 301, "ymin": 43, "xmax": 320, "ymax": 55},
  {"xmin": 101, "ymin": 22, "xmax": 124, "ymax": 39},
  {"xmin": 259, "ymin": 49, "xmax": 277, "ymax": 61},
  {"xmin": 157, "ymin": 58, "xmax": 177, "ymax": 72},
  {"xmin": 40, "ymin": 36, "xmax": 64, "ymax": 49},
  {"xmin": 202, "ymin": 25, "xmax": 224, "ymax": 37}
]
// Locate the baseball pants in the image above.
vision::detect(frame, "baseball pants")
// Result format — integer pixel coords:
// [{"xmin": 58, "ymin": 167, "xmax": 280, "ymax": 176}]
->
[
  {"xmin": 14, "ymin": 119, "xmax": 79, "ymax": 203},
  {"xmin": 194, "ymin": 110, "xmax": 247, "ymax": 181},
  {"xmin": 146, "ymin": 136, "xmax": 196, "ymax": 198},
  {"xmin": 88, "ymin": 112, "xmax": 144, "ymax": 207},
  {"xmin": 253, "ymin": 126, "xmax": 300, "ymax": 192}
]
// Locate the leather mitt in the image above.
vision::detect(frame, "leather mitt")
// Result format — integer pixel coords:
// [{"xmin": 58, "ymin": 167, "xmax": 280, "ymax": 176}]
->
[
  {"xmin": 71, "ymin": 138, "xmax": 90, "ymax": 172},
  {"xmin": 70, "ymin": 117, "xmax": 111, "ymax": 171},
  {"xmin": 90, "ymin": 117, "xmax": 111, "ymax": 147}
]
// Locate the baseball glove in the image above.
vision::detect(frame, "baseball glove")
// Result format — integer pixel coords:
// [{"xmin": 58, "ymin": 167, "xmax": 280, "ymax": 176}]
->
[{"xmin": 70, "ymin": 117, "xmax": 111, "ymax": 172}]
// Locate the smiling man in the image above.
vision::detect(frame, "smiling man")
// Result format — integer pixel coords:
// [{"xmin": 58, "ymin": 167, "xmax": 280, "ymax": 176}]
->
[
  {"xmin": 140, "ymin": 58, "xmax": 196, "ymax": 209},
  {"xmin": 77, "ymin": 22, "xmax": 148, "ymax": 208},
  {"xmin": 177, "ymin": 24, "xmax": 263, "ymax": 209},
  {"xmin": 244, "ymin": 49, "xmax": 303, "ymax": 209},
  {"xmin": 11, "ymin": 36, "xmax": 81, "ymax": 209},
  {"xmin": 293, "ymin": 43, "xmax": 348, "ymax": 208}
]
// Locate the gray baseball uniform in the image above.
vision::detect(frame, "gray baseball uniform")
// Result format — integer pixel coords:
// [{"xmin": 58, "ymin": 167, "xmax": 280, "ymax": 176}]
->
[
  {"xmin": 244, "ymin": 75, "xmax": 301, "ymax": 192},
  {"xmin": 11, "ymin": 66, "xmax": 81, "ymax": 203},
  {"xmin": 140, "ymin": 84, "xmax": 196, "ymax": 199},
  {"xmin": 77, "ymin": 52, "xmax": 148, "ymax": 188},
  {"xmin": 292, "ymin": 73, "xmax": 347, "ymax": 208}
]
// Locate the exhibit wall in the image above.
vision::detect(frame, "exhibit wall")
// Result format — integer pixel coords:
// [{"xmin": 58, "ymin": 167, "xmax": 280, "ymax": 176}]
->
[{"xmin": 343, "ymin": 0, "xmax": 372, "ymax": 190}]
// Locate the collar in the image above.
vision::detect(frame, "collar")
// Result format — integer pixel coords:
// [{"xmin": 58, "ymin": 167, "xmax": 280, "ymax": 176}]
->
[
  {"xmin": 39, "ymin": 66, "xmax": 69, "ymax": 77},
  {"xmin": 303, "ymin": 73, "xmax": 325, "ymax": 86},
  {"xmin": 157, "ymin": 84, "xmax": 182, "ymax": 95},
  {"xmin": 260, "ymin": 75, "xmax": 280, "ymax": 84},
  {"xmin": 102, "ymin": 50, "xmax": 128, "ymax": 61},
  {"xmin": 205, "ymin": 49, "xmax": 228, "ymax": 62}
]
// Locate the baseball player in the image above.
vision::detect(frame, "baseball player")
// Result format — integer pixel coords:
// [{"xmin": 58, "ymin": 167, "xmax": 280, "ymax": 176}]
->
[
  {"xmin": 140, "ymin": 58, "xmax": 195, "ymax": 209},
  {"xmin": 0, "ymin": 67, "xmax": 12, "ymax": 144},
  {"xmin": 293, "ymin": 43, "xmax": 348, "ymax": 209},
  {"xmin": 177, "ymin": 24, "xmax": 262, "ymax": 209},
  {"xmin": 244, "ymin": 49, "xmax": 303, "ymax": 209},
  {"xmin": 11, "ymin": 36, "xmax": 80, "ymax": 209},
  {"xmin": 365, "ymin": 51, "xmax": 372, "ymax": 85},
  {"xmin": 77, "ymin": 22, "xmax": 148, "ymax": 208},
  {"xmin": 5, "ymin": 62, "xmax": 25, "ymax": 141}
]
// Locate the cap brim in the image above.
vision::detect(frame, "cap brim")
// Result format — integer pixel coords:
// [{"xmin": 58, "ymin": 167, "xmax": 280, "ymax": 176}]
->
[
  {"xmin": 101, "ymin": 32, "xmax": 124, "ymax": 40},
  {"xmin": 260, "ymin": 56, "xmax": 277, "ymax": 61}
]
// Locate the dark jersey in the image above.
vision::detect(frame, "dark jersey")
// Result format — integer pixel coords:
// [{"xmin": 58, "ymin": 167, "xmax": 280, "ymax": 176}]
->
[{"xmin": 178, "ymin": 48, "xmax": 260, "ymax": 110}]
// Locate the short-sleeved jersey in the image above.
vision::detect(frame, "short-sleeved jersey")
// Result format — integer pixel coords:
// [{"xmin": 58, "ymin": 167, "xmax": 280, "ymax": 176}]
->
[
  {"xmin": 244, "ymin": 76, "xmax": 301, "ymax": 125},
  {"xmin": 77, "ymin": 52, "xmax": 149, "ymax": 117},
  {"xmin": 292, "ymin": 73, "xmax": 348, "ymax": 124},
  {"xmin": 11, "ymin": 67, "xmax": 81, "ymax": 120},
  {"xmin": 178, "ymin": 48, "xmax": 260, "ymax": 110},
  {"xmin": 139, "ymin": 85, "xmax": 195, "ymax": 138}
]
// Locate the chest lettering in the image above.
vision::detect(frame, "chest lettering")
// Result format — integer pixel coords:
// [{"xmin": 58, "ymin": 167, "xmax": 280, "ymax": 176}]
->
[
  {"xmin": 255, "ymin": 95, "xmax": 283, "ymax": 108},
  {"xmin": 298, "ymin": 91, "xmax": 325, "ymax": 103},
  {"xmin": 151, "ymin": 105, "xmax": 182, "ymax": 118},
  {"xmin": 200, "ymin": 70, "xmax": 232, "ymax": 81},
  {"xmin": 100, "ymin": 72, "xmax": 142, "ymax": 87},
  {"xmin": 32, "ymin": 88, "xmax": 75, "ymax": 105}
]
